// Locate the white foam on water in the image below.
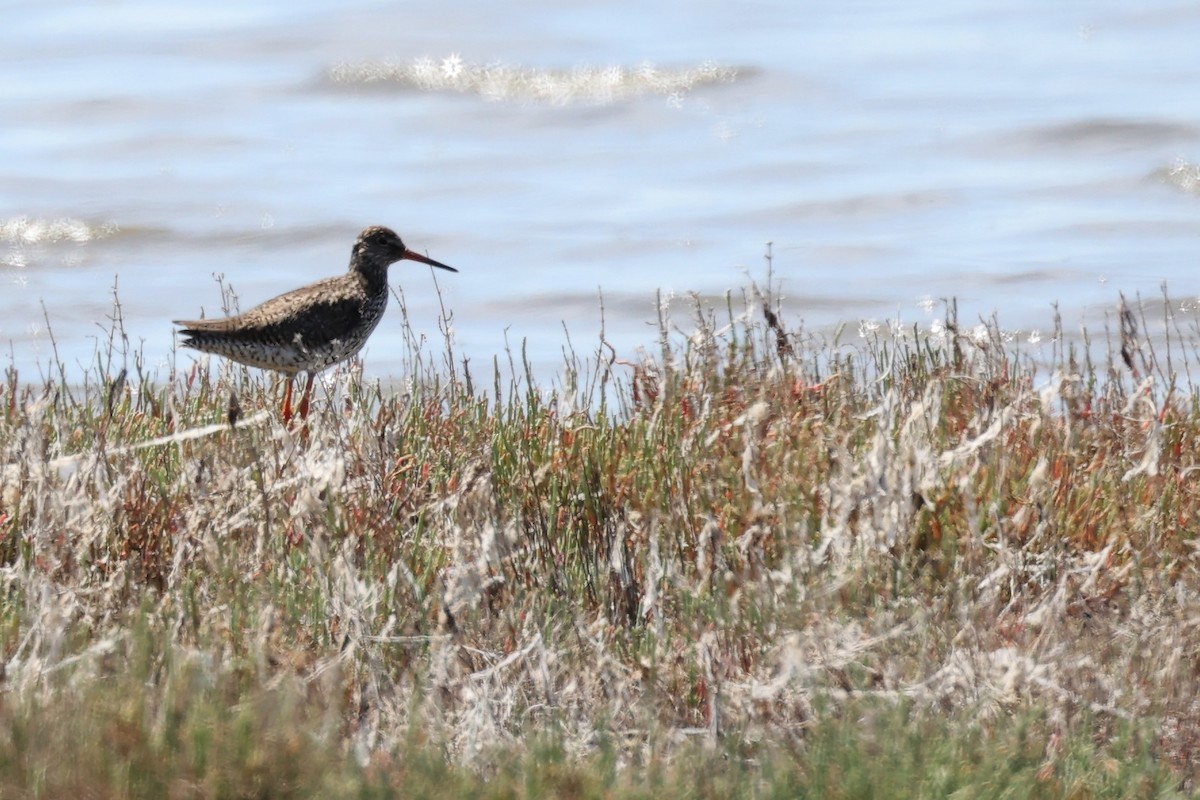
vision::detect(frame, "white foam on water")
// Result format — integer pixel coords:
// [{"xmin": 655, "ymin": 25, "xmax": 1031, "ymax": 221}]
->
[
  {"xmin": 1159, "ymin": 159, "xmax": 1200, "ymax": 197},
  {"xmin": 0, "ymin": 217, "xmax": 118, "ymax": 246},
  {"xmin": 327, "ymin": 56, "xmax": 739, "ymax": 106},
  {"xmin": 1, "ymin": 218, "xmax": 120, "ymax": 270}
]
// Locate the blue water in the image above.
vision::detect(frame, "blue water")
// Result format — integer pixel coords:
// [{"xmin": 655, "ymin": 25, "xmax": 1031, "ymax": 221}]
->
[{"xmin": 2, "ymin": 1, "xmax": 1199, "ymax": 384}]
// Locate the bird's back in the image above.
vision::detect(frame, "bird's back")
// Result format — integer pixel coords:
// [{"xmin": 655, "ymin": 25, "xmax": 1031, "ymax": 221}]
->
[{"xmin": 174, "ymin": 273, "xmax": 388, "ymax": 374}]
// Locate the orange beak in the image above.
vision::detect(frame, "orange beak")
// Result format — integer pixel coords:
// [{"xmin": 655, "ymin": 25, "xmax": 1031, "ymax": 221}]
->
[{"xmin": 403, "ymin": 249, "xmax": 457, "ymax": 272}]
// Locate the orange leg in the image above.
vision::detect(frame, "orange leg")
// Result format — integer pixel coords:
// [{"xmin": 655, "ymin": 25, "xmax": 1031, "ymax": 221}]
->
[
  {"xmin": 281, "ymin": 376, "xmax": 295, "ymax": 424},
  {"xmin": 297, "ymin": 372, "xmax": 315, "ymax": 420}
]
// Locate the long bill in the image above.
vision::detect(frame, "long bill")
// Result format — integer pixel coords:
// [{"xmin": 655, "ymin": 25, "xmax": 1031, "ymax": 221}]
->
[{"xmin": 403, "ymin": 249, "xmax": 458, "ymax": 272}]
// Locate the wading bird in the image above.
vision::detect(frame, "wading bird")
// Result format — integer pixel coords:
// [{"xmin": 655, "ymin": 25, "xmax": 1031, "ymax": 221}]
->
[{"xmin": 174, "ymin": 225, "xmax": 456, "ymax": 423}]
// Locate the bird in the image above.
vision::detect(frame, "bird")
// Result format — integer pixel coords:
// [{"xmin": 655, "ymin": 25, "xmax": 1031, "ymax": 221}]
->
[{"xmin": 174, "ymin": 225, "xmax": 457, "ymax": 424}]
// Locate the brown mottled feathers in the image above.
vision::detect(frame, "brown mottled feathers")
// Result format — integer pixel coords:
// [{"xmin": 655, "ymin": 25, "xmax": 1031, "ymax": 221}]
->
[{"xmin": 174, "ymin": 225, "xmax": 456, "ymax": 376}]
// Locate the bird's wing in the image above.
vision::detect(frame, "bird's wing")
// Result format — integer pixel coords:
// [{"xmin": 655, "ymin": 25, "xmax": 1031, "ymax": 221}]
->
[
  {"xmin": 267, "ymin": 295, "xmax": 369, "ymax": 348},
  {"xmin": 173, "ymin": 277, "xmax": 368, "ymax": 344}
]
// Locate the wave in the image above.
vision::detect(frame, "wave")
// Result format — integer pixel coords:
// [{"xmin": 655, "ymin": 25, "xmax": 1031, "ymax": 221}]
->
[
  {"xmin": 1, "ymin": 217, "xmax": 118, "ymax": 270},
  {"xmin": 325, "ymin": 56, "xmax": 740, "ymax": 106},
  {"xmin": 1158, "ymin": 160, "xmax": 1200, "ymax": 197},
  {"xmin": 0, "ymin": 217, "xmax": 119, "ymax": 246}
]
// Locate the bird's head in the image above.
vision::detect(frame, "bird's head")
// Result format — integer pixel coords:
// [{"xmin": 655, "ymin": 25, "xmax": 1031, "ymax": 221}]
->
[{"xmin": 355, "ymin": 226, "xmax": 457, "ymax": 272}]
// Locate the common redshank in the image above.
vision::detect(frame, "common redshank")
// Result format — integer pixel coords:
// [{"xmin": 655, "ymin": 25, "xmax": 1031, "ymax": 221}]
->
[{"xmin": 174, "ymin": 225, "xmax": 456, "ymax": 423}]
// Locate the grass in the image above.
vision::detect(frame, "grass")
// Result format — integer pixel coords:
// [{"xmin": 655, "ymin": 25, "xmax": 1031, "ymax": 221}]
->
[{"xmin": 0, "ymin": 279, "xmax": 1197, "ymax": 797}]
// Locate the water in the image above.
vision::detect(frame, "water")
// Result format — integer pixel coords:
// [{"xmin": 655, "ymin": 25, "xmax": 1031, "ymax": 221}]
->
[{"xmin": 3, "ymin": 1, "xmax": 1199, "ymax": 385}]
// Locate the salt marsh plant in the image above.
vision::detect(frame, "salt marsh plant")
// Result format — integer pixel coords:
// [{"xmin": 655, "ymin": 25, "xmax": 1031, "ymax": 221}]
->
[{"xmin": 0, "ymin": 281, "xmax": 1194, "ymax": 797}]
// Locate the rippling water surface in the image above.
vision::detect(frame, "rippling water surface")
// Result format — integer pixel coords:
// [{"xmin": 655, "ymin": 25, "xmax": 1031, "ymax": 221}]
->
[{"xmin": 2, "ymin": 1, "xmax": 1199, "ymax": 384}]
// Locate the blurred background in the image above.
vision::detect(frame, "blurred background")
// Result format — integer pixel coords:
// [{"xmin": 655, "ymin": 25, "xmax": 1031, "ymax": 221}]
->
[{"xmin": 2, "ymin": 0, "xmax": 1199, "ymax": 383}]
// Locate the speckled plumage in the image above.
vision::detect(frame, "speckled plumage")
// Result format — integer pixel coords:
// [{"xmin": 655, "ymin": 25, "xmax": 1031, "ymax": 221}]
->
[{"xmin": 174, "ymin": 225, "xmax": 456, "ymax": 421}]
